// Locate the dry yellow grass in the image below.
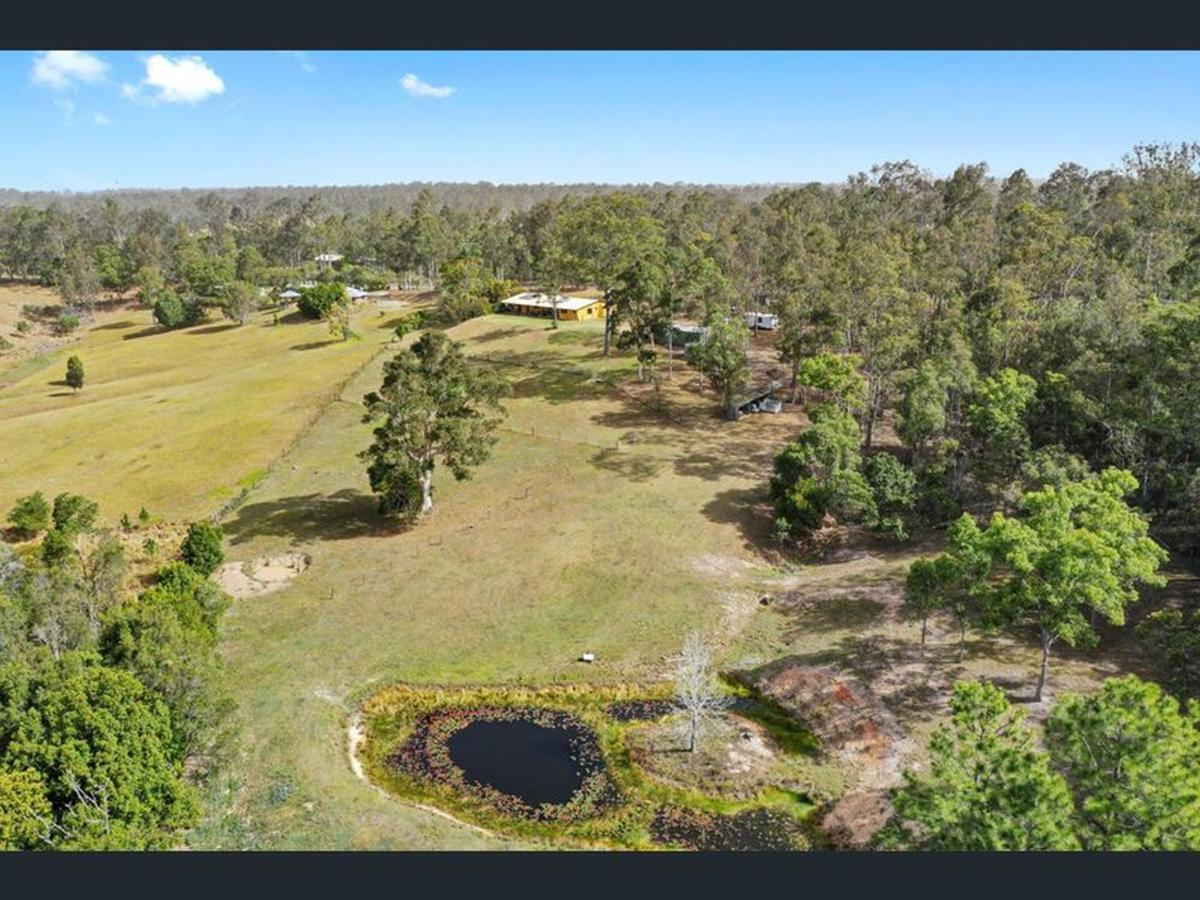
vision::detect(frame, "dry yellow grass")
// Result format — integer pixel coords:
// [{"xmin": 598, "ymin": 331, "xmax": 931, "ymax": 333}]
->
[{"xmin": 0, "ymin": 298, "xmax": 408, "ymax": 524}]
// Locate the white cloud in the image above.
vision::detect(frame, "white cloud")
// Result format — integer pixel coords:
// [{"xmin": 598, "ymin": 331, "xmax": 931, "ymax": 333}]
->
[
  {"xmin": 125, "ymin": 54, "xmax": 225, "ymax": 105},
  {"xmin": 31, "ymin": 50, "xmax": 108, "ymax": 90},
  {"xmin": 91, "ymin": 112, "xmax": 110, "ymax": 126},
  {"xmin": 400, "ymin": 73, "xmax": 455, "ymax": 99}
]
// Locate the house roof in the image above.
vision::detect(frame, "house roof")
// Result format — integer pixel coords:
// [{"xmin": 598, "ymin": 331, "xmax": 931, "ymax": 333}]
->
[
  {"xmin": 500, "ymin": 292, "xmax": 603, "ymax": 312},
  {"xmin": 315, "ymin": 253, "xmax": 344, "ymax": 262},
  {"xmin": 279, "ymin": 290, "xmax": 301, "ymax": 298}
]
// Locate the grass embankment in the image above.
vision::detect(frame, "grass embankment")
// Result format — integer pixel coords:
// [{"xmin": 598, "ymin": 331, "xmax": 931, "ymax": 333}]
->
[
  {"xmin": 360, "ymin": 682, "xmax": 826, "ymax": 849},
  {"xmin": 0, "ymin": 299, "xmax": 406, "ymax": 522}
]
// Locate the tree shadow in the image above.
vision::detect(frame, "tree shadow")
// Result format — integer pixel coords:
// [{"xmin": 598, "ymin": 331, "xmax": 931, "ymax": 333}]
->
[
  {"xmin": 700, "ymin": 486, "xmax": 774, "ymax": 553},
  {"xmin": 279, "ymin": 309, "xmax": 313, "ymax": 325},
  {"xmin": 469, "ymin": 327, "xmax": 529, "ymax": 344},
  {"xmin": 588, "ymin": 447, "xmax": 664, "ymax": 483},
  {"xmin": 221, "ymin": 489, "xmax": 410, "ymax": 545},
  {"xmin": 189, "ymin": 322, "xmax": 240, "ymax": 335},
  {"xmin": 779, "ymin": 596, "xmax": 889, "ymax": 638},
  {"xmin": 92, "ymin": 319, "xmax": 138, "ymax": 331},
  {"xmin": 291, "ymin": 340, "xmax": 339, "ymax": 351},
  {"xmin": 122, "ymin": 326, "xmax": 163, "ymax": 340}
]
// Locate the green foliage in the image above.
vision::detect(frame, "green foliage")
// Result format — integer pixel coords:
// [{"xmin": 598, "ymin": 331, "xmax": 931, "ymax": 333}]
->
[
  {"xmin": 55, "ymin": 313, "xmax": 80, "ymax": 335},
  {"xmin": 769, "ymin": 404, "xmax": 875, "ymax": 539},
  {"xmin": 435, "ymin": 257, "xmax": 493, "ymax": 324},
  {"xmin": 795, "ymin": 352, "xmax": 867, "ymax": 413},
  {"xmin": 179, "ymin": 522, "xmax": 225, "ymax": 577},
  {"xmin": 296, "ymin": 282, "xmax": 346, "ymax": 319},
  {"xmin": 0, "ymin": 655, "xmax": 199, "ymax": 849},
  {"xmin": 221, "ymin": 280, "xmax": 260, "ymax": 325},
  {"xmin": 1137, "ymin": 608, "xmax": 1200, "ymax": 701},
  {"xmin": 948, "ymin": 468, "xmax": 1168, "ymax": 699},
  {"xmin": 881, "ymin": 681, "xmax": 1079, "ymax": 850},
  {"xmin": 1045, "ymin": 676, "xmax": 1200, "ymax": 850},
  {"xmin": 64, "ymin": 355, "xmax": 84, "ymax": 391},
  {"xmin": 864, "ymin": 453, "xmax": 916, "ymax": 539},
  {"xmin": 6, "ymin": 492, "xmax": 51, "ymax": 540},
  {"xmin": 51, "ymin": 493, "xmax": 98, "ymax": 537},
  {"xmin": 967, "ymin": 367, "xmax": 1038, "ymax": 488},
  {"xmin": 0, "ymin": 767, "xmax": 53, "ymax": 849},
  {"xmin": 15, "ymin": 319, "xmax": 32, "ymax": 334},
  {"xmin": 684, "ymin": 311, "xmax": 750, "ymax": 419},
  {"xmin": 100, "ymin": 566, "xmax": 232, "ymax": 762},
  {"xmin": 361, "ymin": 331, "xmax": 508, "ymax": 518},
  {"xmin": 151, "ymin": 289, "xmax": 193, "ymax": 329}
]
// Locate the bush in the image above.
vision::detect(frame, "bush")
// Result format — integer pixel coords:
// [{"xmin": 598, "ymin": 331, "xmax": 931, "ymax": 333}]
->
[
  {"xmin": 7, "ymin": 492, "xmax": 51, "ymax": 539},
  {"xmin": 153, "ymin": 290, "xmax": 188, "ymax": 329},
  {"xmin": 297, "ymin": 283, "xmax": 346, "ymax": 319},
  {"xmin": 393, "ymin": 311, "xmax": 431, "ymax": 339},
  {"xmin": 0, "ymin": 335, "xmax": 11, "ymax": 354},
  {"xmin": 65, "ymin": 355, "xmax": 85, "ymax": 391},
  {"xmin": 179, "ymin": 522, "xmax": 225, "ymax": 576},
  {"xmin": 55, "ymin": 312, "xmax": 80, "ymax": 335},
  {"xmin": 15, "ymin": 319, "xmax": 32, "ymax": 334}
]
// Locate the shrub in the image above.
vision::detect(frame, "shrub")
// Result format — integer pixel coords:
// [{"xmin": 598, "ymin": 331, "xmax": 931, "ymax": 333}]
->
[
  {"xmin": 179, "ymin": 522, "xmax": 225, "ymax": 576},
  {"xmin": 297, "ymin": 283, "xmax": 346, "ymax": 319},
  {"xmin": 65, "ymin": 355, "xmax": 85, "ymax": 391},
  {"xmin": 7, "ymin": 492, "xmax": 51, "ymax": 539},
  {"xmin": 0, "ymin": 335, "xmax": 11, "ymax": 354},
  {"xmin": 55, "ymin": 312, "xmax": 80, "ymax": 335},
  {"xmin": 15, "ymin": 319, "xmax": 32, "ymax": 333},
  {"xmin": 153, "ymin": 290, "xmax": 188, "ymax": 329}
]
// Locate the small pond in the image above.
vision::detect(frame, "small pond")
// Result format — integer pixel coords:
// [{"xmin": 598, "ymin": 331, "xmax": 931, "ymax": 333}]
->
[
  {"xmin": 393, "ymin": 706, "xmax": 617, "ymax": 822},
  {"xmin": 447, "ymin": 718, "xmax": 585, "ymax": 807}
]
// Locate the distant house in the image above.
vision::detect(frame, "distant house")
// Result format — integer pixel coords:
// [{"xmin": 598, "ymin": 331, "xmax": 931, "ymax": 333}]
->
[
  {"xmin": 499, "ymin": 292, "xmax": 607, "ymax": 321},
  {"xmin": 345, "ymin": 286, "xmax": 368, "ymax": 300},
  {"xmin": 278, "ymin": 289, "xmax": 301, "ymax": 300},
  {"xmin": 315, "ymin": 253, "xmax": 344, "ymax": 271}
]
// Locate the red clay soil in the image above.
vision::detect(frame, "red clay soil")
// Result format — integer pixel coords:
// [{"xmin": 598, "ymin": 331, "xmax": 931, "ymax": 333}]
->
[{"xmin": 736, "ymin": 658, "xmax": 907, "ymax": 849}]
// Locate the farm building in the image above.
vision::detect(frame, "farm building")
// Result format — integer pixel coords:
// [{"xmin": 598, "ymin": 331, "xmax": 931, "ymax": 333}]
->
[
  {"xmin": 499, "ymin": 292, "xmax": 607, "ymax": 321},
  {"xmin": 315, "ymin": 253, "xmax": 344, "ymax": 271}
]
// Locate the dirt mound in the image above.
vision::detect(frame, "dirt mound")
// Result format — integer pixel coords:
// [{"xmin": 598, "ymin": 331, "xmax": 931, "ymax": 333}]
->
[
  {"xmin": 215, "ymin": 552, "xmax": 311, "ymax": 599},
  {"xmin": 736, "ymin": 658, "xmax": 907, "ymax": 848}
]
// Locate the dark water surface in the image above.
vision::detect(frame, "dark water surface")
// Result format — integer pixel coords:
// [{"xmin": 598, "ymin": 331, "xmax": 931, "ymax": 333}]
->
[{"xmin": 446, "ymin": 718, "xmax": 585, "ymax": 806}]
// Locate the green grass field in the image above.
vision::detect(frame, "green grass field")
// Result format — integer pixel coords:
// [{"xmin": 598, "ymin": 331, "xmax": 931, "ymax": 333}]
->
[
  {"xmin": 0, "ymin": 300, "xmax": 404, "ymax": 524},
  {"xmin": 188, "ymin": 314, "xmax": 813, "ymax": 849}
]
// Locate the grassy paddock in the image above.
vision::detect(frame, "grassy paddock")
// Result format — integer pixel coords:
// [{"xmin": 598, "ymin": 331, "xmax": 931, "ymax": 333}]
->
[
  {"xmin": 360, "ymin": 681, "xmax": 822, "ymax": 849},
  {"xmin": 0, "ymin": 300, "xmax": 406, "ymax": 522}
]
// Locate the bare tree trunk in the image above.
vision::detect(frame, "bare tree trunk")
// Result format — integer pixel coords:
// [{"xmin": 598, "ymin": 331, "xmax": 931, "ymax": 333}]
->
[
  {"xmin": 920, "ymin": 616, "xmax": 927, "ymax": 646},
  {"xmin": 1035, "ymin": 631, "xmax": 1053, "ymax": 702},
  {"xmin": 419, "ymin": 469, "xmax": 434, "ymax": 515}
]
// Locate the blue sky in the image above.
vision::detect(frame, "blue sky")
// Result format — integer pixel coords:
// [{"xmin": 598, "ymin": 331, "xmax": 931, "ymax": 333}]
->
[{"xmin": 3, "ymin": 51, "xmax": 1198, "ymax": 191}]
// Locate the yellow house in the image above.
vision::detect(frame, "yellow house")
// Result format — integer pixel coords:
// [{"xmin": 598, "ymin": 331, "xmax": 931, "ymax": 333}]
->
[{"xmin": 499, "ymin": 292, "xmax": 606, "ymax": 321}]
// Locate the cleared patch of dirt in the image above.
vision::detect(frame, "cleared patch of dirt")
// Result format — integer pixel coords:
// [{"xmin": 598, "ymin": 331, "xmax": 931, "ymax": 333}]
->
[
  {"xmin": 215, "ymin": 551, "xmax": 311, "ymax": 599},
  {"xmin": 734, "ymin": 658, "xmax": 912, "ymax": 848}
]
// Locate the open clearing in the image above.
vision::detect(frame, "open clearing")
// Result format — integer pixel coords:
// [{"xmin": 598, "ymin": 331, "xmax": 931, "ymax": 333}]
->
[{"xmin": 0, "ymin": 293, "xmax": 405, "ymax": 522}]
